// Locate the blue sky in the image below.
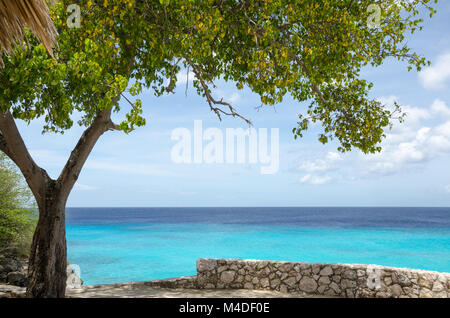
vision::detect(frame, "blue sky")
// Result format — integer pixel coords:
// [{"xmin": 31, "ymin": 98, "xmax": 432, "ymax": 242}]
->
[{"xmin": 15, "ymin": 2, "xmax": 450, "ymax": 207}]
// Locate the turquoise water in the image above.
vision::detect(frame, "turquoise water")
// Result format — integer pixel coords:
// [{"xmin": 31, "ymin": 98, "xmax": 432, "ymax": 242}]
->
[{"xmin": 66, "ymin": 222, "xmax": 450, "ymax": 285}]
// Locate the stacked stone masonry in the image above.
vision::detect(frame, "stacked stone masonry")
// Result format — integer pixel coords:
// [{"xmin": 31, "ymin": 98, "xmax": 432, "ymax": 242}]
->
[{"xmin": 196, "ymin": 258, "xmax": 450, "ymax": 298}]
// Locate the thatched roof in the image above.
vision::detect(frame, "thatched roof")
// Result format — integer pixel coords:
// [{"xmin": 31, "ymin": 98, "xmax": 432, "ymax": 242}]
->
[{"xmin": 0, "ymin": 0, "xmax": 57, "ymax": 67}]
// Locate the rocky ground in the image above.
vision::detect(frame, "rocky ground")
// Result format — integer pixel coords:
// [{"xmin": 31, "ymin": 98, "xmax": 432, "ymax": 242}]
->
[
  {"xmin": 0, "ymin": 256, "xmax": 329, "ymax": 298},
  {"xmin": 0, "ymin": 283, "xmax": 330, "ymax": 298},
  {"xmin": 0, "ymin": 256, "xmax": 28, "ymax": 288}
]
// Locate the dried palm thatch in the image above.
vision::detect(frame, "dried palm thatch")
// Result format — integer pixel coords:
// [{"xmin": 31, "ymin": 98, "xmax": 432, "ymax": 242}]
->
[{"xmin": 0, "ymin": 0, "xmax": 58, "ymax": 67}]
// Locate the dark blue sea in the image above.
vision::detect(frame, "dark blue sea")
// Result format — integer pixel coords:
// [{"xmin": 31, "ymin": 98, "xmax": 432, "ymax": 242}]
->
[{"xmin": 65, "ymin": 207, "xmax": 450, "ymax": 285}]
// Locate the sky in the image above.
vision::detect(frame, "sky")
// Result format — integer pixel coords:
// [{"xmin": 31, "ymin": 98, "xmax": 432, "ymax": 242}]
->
[{"xmin": 14, "ymin": 2, "xmax": 450, "ymax": 207}]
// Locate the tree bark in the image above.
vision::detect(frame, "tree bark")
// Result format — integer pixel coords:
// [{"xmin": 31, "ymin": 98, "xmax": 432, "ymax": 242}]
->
[{"xmin": 26, "ymin": 180, "xmax": 68, "ymax": 298}]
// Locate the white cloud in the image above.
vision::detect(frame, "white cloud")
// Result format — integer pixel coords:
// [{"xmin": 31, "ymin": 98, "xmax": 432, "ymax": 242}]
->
[
  {"xmin": 212, "ymin": 88, "xmax": 242, "ymax": 105},
  {"xmin": 300, "ymin": 174, "xmax": 332, "ymax": 185},
  {"xmin": 418, "ymin": 53, "xmax": 450, "ymax": 90},
  {"xmin": 176, "ymin": 70, "xmax": 196, "ymax": 86},
  {"xmin": 431, "ymin": 99, "xmax": 450, "ymax": 117},
  {"xmin": 361, "ymin": 99, "xmax": 450, "ymax": 174},
  {"xmin": 295, "ymin": 98, "xmax": 450, "ymax": 180},
  {"xmin": 298, "ymin": 152, "xmax": 342, "ymax": 173},
  {"xmin": 297, "ymin": 152, "xmax": 341, "ymax": 185}
]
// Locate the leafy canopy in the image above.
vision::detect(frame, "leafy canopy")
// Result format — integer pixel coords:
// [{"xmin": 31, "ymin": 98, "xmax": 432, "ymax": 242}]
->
[
  {"xmin": 0, "ymin": 0, "xmax": 437, "ymax": 153},
  {"xmin": 0, "ymin": 153, "xmax": 37, "ymax": 256}
]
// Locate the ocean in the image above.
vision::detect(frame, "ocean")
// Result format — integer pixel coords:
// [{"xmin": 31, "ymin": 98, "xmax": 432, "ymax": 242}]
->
[{"xmin": 65, "ymin": 207, "xmax": 450, "ymax": 285}]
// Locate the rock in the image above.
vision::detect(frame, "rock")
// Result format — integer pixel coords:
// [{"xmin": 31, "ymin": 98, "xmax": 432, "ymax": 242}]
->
[
  {"xmin": 433, "ymin": 291, "xmax": 447, "ymax": 298},
  {"xmin": 318, "ymin": 276, "xmax": 330, "ymax": 285},
  {"xmin": 319, "ymin": 266, "xmax": 333, "ymax": 276},
  {"xmin": 341, "ymin": 279, "xmax": 356, "ymax": 289},
  {"xmin": 332, "ymin": 275, "xmax": 341, "ymax": 283},
  {"xmin": 217, "ymin": 266, "xmax": 228, "ymax": 273},
  {"xmin": 343, "ymin": 270, "xmax": 357, "ymax": 280},
  {"xmin": 432, "ymin": 281, "xmax": 445, "ymax": 292},
  {"xmin": 270, "ymin": 279, "xmax": 280, "ymax": 288},
  {"xmin": 418, "ymin": 276, "xmax": 433, "ymax": 289},
  {"xmin": 284, "ymin": 276, "xmax": 297, "ymax": 288},
  {"xmin": 324, "ymin": 289, "xmax": 337, "ymax": 296},
  {"xmin": 196, "ymin": 274, "xmax": 208, "ymax": 286},
  {"xmin": 317, "ymin": 285, "xmax": 327, "ymax": 293},
  {"xmin": 260, "ymin": 278, "xmax": 270, "ymax": 288},
  {"xmin": 397, "ymin": 273, "xmax": 412, "ymax": 287},
  {"xmin": 390, "ymin": 284, "xmax": 403, "ymax": 297},
  {"xmin": 7, "ymin": 271, "xmax": 27, "ymax": 287},
  {"xmin": 298, "ymin": 277, "xmax": 317, "ymax": 293},
  {"xmin": 0, "ymin": 258, "xmax": 20, "ymax": 272},
  {"xmin": 311, "ymin": 264, "xmax": 321, "ymax": 274},
  {"xmin": 197, "ymin": 259, "xmax": 216, "ymax": 273},
  {"xmin": 243, "ymin": 282, "xmax": 253, "ymax": 289},
  {"xmin": 346, "ymin": 288, "xmax": 355, "ymax": 298},
  {"xmin": 384, "ymin": 276, "xmax": 392, "ymax": 286},
  {"xmin": 220, "ymin": 271, "xmax": 235, "ymax": 284},
  {"xmin": 375, "ymin": 291, "xmax": 388, "ymax": 298},
  {"xmin": 329, "ymin": 282, "xmax": 341, "ymax": 294},
  {"xmin": 256, "ymin": 261, "xmax": 269, "ymax": 270},
  {"xmin": 419, "ymin": 289, "xmax": 433, "ymax": 298},
  {"xmin": 281, "ymin": 263, "xmax": 293, "ymax": 272}
]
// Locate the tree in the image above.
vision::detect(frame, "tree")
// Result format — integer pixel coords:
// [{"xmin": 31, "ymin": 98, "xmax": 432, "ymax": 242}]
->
[
  {"xmin": 0, "ymin": 152, "xmax": 37, "ymax": 258},
  {"xmin": 0, "ymin": 0, "xmax": 437, "ymax": 297}
]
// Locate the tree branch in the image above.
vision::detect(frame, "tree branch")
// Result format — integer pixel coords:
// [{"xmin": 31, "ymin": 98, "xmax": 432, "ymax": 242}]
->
[
  {"xmin": 288, "ymin": 52, "xmax": 328, "ymax": 105},
  {"xmin": 184, "ymin": 58, "xmax": 252, "ymax": 126},
  {"xmin": 0, "ymin": 111, "xmax": 49, "ymax": 203},
  {"xmin": 57, "ymin": 107, "xmax": 120, "ymax": 199},
  {"xmin": 166, "ymin": 57, "xmax": 183, "ymax": 94}
]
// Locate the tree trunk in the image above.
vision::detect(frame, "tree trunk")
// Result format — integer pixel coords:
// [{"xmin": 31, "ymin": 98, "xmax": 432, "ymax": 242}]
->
[
  {"xmin": 26, "ymin": 181, "xmax": 67, "ymax": 298},
  {"xmin": 1, "ymin": 108, "xmax": 120, "ymax": 297}
]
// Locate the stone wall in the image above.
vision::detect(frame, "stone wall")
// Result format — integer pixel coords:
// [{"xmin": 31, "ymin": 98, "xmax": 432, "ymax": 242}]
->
[{"xmin": 196, "ymin": 258, "xmax": 450, "ymax": 298}]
